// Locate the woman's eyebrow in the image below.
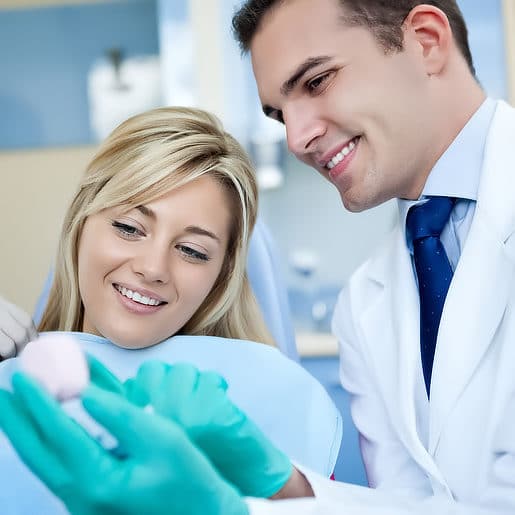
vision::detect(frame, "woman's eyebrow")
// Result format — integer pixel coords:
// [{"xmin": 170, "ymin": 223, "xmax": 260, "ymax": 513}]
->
[
  {"xmin": 136, "ymin": 205, "xmax": 155, "ymax": 219},
  {"xmin": 135, "ymin": 206, "xmax": 221, "ymax": 242},
  {"xmin": 184, "ymin": 225, "xmax": 221, "ymax": 243}
]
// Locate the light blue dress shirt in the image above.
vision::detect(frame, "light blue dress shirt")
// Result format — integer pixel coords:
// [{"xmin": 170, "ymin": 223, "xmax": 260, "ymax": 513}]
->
[
  {"xmin": 397, "ymin": 98, "xmax": 497, "ymax": 441},
  {"xmin": 398, "ymin": 98, "xmax": 497, "ymax": 272}
]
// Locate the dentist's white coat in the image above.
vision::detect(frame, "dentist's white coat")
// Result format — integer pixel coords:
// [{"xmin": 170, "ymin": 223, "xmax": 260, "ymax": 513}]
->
[{"xmin": 248, "ymin": 100, "xmax": 515, "ymax": 514}]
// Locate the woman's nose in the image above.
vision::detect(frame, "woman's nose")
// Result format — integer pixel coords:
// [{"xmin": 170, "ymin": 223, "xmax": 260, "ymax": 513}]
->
[{"xmin": 131, "ymin": 244, "xmax": 171, "ymax": 284}]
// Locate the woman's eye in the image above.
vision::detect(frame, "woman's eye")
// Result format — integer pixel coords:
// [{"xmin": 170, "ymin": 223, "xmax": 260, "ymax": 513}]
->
[
  {"xmin": 112, "ymin": 221, "xmax": 143, "ymax": 239},
  {"xmin": 178, "ymin": 245, "xmax": 209, "ymax": 262}
]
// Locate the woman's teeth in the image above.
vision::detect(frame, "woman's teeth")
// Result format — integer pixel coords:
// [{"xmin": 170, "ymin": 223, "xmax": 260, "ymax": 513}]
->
[{"xmin": 115, "ymin": 285, "xmax": 162, "ymax": 306}]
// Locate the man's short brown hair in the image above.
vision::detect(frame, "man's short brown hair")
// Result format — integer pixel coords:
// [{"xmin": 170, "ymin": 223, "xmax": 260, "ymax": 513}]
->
[{"xmin": 232, "ymin": 0, "xmax": 475, "ymax": 76}]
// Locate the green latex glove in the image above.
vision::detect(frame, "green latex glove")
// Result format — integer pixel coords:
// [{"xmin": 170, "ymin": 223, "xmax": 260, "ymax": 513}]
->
[
  {"xmin": 0, "ymin": 372, "xmax": 248, "ymax": 515},
  {"xmin": 124, "ymin": 361, "xmax": 293, "ymax": 498},
  {"xmin": 86, "ymin": 354, "xmax": 125, "ymax": 395}
]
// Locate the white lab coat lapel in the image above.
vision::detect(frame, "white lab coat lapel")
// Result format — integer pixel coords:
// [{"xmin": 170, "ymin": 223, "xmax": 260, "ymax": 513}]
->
[
  {"xmin": 359, "ymin": 227, "xmax": 446, "ymax": 482},
  {"xmin": 429, "ymin": 100, "xmax": 515, "ymax": 454}
]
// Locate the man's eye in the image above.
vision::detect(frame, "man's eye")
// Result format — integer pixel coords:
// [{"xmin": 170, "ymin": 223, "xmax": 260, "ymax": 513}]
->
[
  {"xmin": 307, "ymin": 73, "xmax": 331, "ymax": 93},
  {"xmin": 112, "ymin": 221, "xmax": 142, "ymax": 238},
  {"xmin": 268, "ymin": 110, "xmax": 284, "ymax": 125},
  {"xmin": 178, "ymin": 245, "xmax": 209, "ymax": 262}
]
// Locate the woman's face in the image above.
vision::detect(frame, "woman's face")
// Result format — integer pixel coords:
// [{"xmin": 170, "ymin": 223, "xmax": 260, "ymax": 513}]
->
[{"xmin": 78, "ymin": 175, "xmax": 232, "ymax": 349}]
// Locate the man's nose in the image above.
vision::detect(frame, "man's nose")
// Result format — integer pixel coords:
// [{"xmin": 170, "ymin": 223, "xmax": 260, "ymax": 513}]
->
[
  {"xmin": 284, "ymin": 105, "xmax": 325, "ymax": 157},
  {"xmin": 131, "ymin": 243, "xmax": 171, "ymax": 284}
]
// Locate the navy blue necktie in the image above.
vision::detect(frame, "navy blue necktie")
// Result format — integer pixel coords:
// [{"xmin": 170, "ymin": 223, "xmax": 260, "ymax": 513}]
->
[{"xmin": 406, "ymin": 196, "xmax": 456, "ymax": 398}]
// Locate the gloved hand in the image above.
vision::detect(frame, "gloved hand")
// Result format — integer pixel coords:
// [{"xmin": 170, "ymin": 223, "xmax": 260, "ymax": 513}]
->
[
  {"xmin": 0, "ymin": 295, "xmax": 37, "ymax": 359},
  {"xmin": 124, "ymin": 361, "xmax": 293, "ymax": 498},
  {"xmin": 82, "ymin": 357, "xmax": 293, "ymax": 497},
  {"xmin": 0, "ymin": 372, "xmax": 249, "ymax": 515}
]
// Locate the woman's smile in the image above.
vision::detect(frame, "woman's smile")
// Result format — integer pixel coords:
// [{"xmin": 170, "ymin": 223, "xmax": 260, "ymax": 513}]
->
[{"xmin": 112, "ymin": 283, "xmax": 167, "ymax": 314}]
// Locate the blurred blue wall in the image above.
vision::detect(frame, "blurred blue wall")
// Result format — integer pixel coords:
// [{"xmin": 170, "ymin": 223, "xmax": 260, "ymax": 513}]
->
[
  {"xmin": 0, "ymin": 0, "xmax": 507, "ymax": 152},
  {"xmin": 458, "ymin": 0, "xmax": 507, "ymax": 99},
  {"xmin": 0, "ymin": 0, "xmax": 158, "ymax": 150}
]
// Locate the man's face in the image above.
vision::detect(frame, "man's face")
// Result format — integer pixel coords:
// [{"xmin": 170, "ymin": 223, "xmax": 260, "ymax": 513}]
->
[
  {"xmin": 250, "ymin": 0, "xmax": 438, "ymax": 211},
  {"xmin": 78, "ymin": 176, "xmax": 231, "ymax": 349}
]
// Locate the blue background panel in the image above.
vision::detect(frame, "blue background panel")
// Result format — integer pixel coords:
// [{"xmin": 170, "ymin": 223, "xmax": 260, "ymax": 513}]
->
[{"xmin": 0, "ymin": 0, "xmax": 158, "ymax": 149}]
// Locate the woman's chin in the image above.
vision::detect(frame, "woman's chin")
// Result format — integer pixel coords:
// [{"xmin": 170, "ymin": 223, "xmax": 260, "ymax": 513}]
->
[
  {"xmin": 103, "ymin": 331, "xmax": 169, "ymax": 350},
  {"xmin": 111, "ymin": 338, "xmax": 160, "ymax": 350}
]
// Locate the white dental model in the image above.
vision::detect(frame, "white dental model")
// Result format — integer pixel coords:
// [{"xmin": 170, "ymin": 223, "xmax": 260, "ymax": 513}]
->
[
  {"xmin": 19, "ymin": 333, "xmax": 118, "ymax": 450},
  {"xmin": 20, "ymin": 333, "xmax": 89, "ymax": 402},
  {"xmin": 19, "ymin": 333, "xmax": 90, "ymax": 400}
]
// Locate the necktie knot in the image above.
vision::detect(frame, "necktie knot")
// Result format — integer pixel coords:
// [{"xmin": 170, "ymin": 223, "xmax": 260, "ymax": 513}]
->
[{"xmin": 407, "ymin": 196, "xmax": 456, "ymax": 242}]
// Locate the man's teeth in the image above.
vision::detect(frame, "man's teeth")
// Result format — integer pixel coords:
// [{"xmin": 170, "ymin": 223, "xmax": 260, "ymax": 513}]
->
[
  {"xmin": 115, "ymin": 285, "xmax": 162, "ymax": 306},
  {"xmin": 326, "ymin": 139, "xmax": 357, "ymax": 170}
]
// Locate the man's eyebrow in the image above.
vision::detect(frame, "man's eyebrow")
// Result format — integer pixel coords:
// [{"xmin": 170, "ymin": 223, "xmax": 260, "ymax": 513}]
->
[
  {"xmin": 280, "ymin": 56, "xmax": 332, "ymax": 96},
  {"xmin": 184, "ymin": 225, "xmax": 221, "ymax": 242},
  {"xmin": 262, "ymin": 56, "xmax": 332, "ymax": 120}
]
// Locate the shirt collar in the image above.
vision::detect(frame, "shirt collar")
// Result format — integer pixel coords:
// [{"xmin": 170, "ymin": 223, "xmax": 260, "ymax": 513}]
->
[{"xmin": 397, "ymin": 97, "xmax": 497, "ymax": 229}]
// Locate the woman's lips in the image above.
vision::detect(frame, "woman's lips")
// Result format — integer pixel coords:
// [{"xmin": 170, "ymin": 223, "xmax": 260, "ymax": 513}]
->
[{"xmin": 113, "ymin": 284, "xmax": 165, "ymax": 314}]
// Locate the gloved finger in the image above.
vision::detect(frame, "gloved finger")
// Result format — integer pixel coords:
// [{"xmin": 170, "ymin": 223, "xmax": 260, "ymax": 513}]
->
[
  {"xmin": 7, "ymin": 320, "xmax": 36, "ymax": 357},
  {"xmin": 192, "ymin": 371, "xmax": 234, "ymax": 423},
  {"xmin": 2, "ymin": 299, "xmax": 38, "ymax": 352},
  {"xmin": 195, "ymin": 370, "xmax": 228, "ymax": 393},
  {"xmin": 0, "ymin": 330, "xmax": 16, "ymax": 360},
  {"xmin": 10, "ymin": 373, "xmax": 101, "ymax": 472},
  {"xmin": 162, "ymin": 362, "xmax": 200, "ymax": 397},
  {"xmin": 87, "ymin": 355, "xmax": 124, "ymax": 395},
  {"xmin": 124, "ymin": 361, "xmax": 170, "ymax": 407},
  {"xmin": 82, "ymin": 383, "xmax": 188, "ymax": 454},
  {"xmin": 123, "ymin": 377, "xmax": 147, "ymax": 407},
  {"xmin": 3, "ymin": 299, "xmax": 35, "ymax": 333},
  {"xmin": 19, "ymin": 322, "xmax": 38, "ymax": 354},
  {"xmin": 156, "ymin": 363, "xmax": 201, "ymax": 417},
  {"xmin": 0, "ymin": 388, "xmax": 70, "ymax": 487},
  {"xmin": 27, "ymin": 322, "xmax": 38, "ymax": 341},
  {"xmin": 0, "ymin": 310, "xmax": 37, "ymax": 357},
  {"xmin": 187, "ymin": 370, "xmax": 229, "ymax": 414}
]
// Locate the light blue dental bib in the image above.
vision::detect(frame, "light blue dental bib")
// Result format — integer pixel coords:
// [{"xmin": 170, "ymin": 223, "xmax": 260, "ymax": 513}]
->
[{"xmin": 0, "ymin": 332, "xmax": 342, "ymax": 514}]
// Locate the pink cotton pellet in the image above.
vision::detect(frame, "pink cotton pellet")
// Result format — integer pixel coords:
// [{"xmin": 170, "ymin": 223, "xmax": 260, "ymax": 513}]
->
[{"xmin": 19, "ymin": 334, "xmax": 89, "ymax": 401}]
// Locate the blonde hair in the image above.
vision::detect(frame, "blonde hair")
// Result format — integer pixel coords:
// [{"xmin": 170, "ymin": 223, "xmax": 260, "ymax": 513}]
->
[{"xmin": 39, "ymin": 107, "xmax": 274, "ymax": 346}]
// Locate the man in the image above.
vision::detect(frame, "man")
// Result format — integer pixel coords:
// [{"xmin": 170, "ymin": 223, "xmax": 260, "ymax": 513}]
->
[
  {"xmin": 231, "ymin": 0, "xmax": 515, "ymax": 510},
  {"xmin": 1, "ymin": 1, "xmax": 514, "ymax": 513}
]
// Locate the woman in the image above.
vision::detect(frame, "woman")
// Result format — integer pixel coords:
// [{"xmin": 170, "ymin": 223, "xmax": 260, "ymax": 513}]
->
[
  {"xmin": 39, "ymin": 106, "xmax": 273, "ymax": 348},
  {"xmin": 0, "ymin": 107, "xmax": 342, "ymax": 515}
]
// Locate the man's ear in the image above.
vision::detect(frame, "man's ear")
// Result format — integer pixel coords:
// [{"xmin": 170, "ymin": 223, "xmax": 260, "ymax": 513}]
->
[{"xmin": 403, "ymin": 5, "xmax": 452, "ymax": 76}]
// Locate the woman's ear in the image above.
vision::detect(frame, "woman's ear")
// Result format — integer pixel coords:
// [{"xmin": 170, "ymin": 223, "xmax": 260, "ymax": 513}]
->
[{"xmin": 403, "ymin": 5, "xmax": 452, "ymax": 76}]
